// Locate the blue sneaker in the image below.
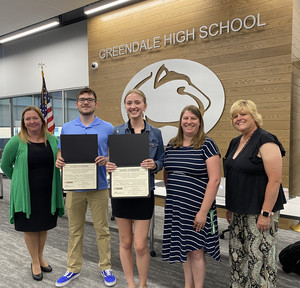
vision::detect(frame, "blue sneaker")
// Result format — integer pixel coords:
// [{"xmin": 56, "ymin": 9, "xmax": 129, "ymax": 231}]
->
[
  {"xmin": 101, "ymin": 269, "xmax": 116, "ymax": 286},
  {"xmin": 55, "ymin": 271, "xmax": 80, "ymax": 287}
]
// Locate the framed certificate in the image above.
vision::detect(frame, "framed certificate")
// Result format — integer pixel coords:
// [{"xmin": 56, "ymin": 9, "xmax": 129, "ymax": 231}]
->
[
  {"xmin": 108, "ymin": 134, "xmax": 150, "ymax": 198},
  {"xmin": 62, "ymin": 163, "xmax": 97, "ymax": 190},
  {"xmin": 61, "ymin": 134, "xmax": 98, "ymax": 191},
  {"xmin": 110, "ymin": 167, "xmax": 149, "ymax": 198}
]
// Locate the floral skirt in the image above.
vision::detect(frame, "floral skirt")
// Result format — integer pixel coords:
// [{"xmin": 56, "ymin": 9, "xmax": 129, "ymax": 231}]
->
[{"xmin": 229, "ymin": 211, "xmax": 279, "ymax": 288}]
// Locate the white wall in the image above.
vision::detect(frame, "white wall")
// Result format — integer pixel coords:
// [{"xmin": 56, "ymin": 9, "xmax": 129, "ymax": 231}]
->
[{"xmin": 0, "ymin": 21, "xmax": 89, "ymax": 98}]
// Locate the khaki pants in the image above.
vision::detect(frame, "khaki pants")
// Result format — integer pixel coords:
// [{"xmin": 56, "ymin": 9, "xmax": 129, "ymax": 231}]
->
[{"xmin": 65, "ymin": 189, "xmax": 111, "ymax": 273}]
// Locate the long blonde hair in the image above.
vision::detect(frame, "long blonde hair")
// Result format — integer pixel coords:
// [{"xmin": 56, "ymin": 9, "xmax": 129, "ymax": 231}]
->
[
  {"xmin": 169, "ymin": 105, "xmax": 206, "ymax": 149},
  {"xmin": 19, "ymin": 106, "xmax": 48, "ymax": 145}
]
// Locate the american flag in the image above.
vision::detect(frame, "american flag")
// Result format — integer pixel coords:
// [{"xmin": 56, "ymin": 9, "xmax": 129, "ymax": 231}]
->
[{"xmin": 40, "ymin": 70, "xmax": 55, "ymax": 133}]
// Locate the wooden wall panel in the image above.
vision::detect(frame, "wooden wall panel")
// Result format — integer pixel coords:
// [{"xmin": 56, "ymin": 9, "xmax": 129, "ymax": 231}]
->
[
  {"xmin": 290, "ymin": 0, "xmax": 300, "ymax": 196},
  {"xmin": 88, "ymin": 0, "xmax": 294, "ymax": 190}
]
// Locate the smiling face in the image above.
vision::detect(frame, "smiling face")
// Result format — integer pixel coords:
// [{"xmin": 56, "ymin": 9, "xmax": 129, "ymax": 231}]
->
[
  {"xmin": 232, "ymin": 110, "xmax": 257, "ymax": 133},
  {"xmin": 181, "ymin": 110, "xmax": 200, "ymax": 138},
  {"xmin": 23, "ymin": 110, "xmax": 43, "ymax": 134},
  {"xmin": 124, "ymin": 92, "xmax": 147, "ymax": 120},
  {"xmin": 75, "ymin": 92, "xmax": 98, "ymax": 116}
]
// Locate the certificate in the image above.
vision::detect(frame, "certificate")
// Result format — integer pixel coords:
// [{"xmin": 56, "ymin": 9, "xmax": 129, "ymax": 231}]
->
[
  {"xmin": 62, "ymin": 163, "xmax": 97, "ymax": 190},
  {"xmin": 108, "ymin": 134, "xmax": 150, "ymax": 198},
  {"xmin": 61, "ymin": 134, "xmax": 98, "ymax": 190},
  {"xmin": 110, "ymin": 167, "xmax": 149, "ymax": 198}
]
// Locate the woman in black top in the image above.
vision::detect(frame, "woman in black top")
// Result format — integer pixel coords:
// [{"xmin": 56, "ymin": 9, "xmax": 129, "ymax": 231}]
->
[{"xmin": 223, "ymin": 100, "xmax": 286, "ymax": 288}]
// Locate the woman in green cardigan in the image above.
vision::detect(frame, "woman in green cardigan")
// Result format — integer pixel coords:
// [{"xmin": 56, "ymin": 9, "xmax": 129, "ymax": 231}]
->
[{"xmin": 1, "ymin": 106, "xmax": 64, "ymax": 281}]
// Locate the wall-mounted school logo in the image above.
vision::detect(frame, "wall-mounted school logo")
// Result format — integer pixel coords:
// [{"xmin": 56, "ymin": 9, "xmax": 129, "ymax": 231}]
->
[{"xmin": 121, "ymin": 59, "xmax": 225, "ymax": 145}]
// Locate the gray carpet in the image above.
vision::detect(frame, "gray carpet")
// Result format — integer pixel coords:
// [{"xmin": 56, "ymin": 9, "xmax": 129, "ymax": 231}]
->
[{"xmin": 0, "ymin": 177, "xmax": 299, "ymax": 288}]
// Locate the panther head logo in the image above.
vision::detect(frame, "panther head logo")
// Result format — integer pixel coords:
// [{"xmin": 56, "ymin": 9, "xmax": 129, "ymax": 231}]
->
[{"xmin": 121, "ymin": 59, "xmax": 225, "ymax": 144}]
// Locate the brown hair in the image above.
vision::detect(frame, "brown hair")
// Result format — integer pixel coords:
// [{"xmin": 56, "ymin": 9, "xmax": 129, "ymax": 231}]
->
[
  {"xmin": 19, "ymin": 106, "xmax": 48, "ymax": 145},
  {"xmin": 169, "ymin": 105, "xmax": 206, "ymax": 149},
  {"xmin": 77, "ymin": 87, "xmax": 97, "ymax": 102}
]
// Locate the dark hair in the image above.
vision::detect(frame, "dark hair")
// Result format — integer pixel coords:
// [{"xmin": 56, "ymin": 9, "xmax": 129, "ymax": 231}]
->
[
  {"xmin": 77, "ymin": 87, "xmax": 97, "ymax": 102},
  {"xmin": 169, "ymin": 105, "xmax": 206, "ymax": 149}
]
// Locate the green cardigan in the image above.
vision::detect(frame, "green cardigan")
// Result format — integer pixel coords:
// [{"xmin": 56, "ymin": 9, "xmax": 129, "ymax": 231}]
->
[{"xmin": 0, "ymin": 134, "xmax": 65, "ymax": 224}]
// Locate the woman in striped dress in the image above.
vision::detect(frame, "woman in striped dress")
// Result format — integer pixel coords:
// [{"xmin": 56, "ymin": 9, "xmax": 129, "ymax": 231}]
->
[{"xmin": 162, "ymin": 105, "xmax": 221, "ymax": 288}]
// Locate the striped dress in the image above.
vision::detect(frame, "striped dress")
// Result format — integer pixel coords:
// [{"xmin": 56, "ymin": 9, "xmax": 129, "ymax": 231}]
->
[{"xmin": 162, "ymin": 138, "xmax": 221, "ymax": 263}]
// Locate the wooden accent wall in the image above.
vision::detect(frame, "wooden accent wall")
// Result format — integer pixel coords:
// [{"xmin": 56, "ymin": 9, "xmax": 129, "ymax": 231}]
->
[
  {"xmin": 291, "ymin": 0, "xmax": 300, "ymax": 196},
  {"xmin": 88, "ymin": 0, "xmax": 296, "ymax": 193}
]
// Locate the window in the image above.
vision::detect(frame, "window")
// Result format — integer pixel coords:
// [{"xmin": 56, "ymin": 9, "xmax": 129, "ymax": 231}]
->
[
  {"xmin": 0, "ymin": 98, "xmax": 11, "ymax": 150},
  {"xmin": 64, "ymin": 89, "xmax": 80, "ymax": 122},
  {"xmin": 0, "ymin": 88, "xmax": 82, "ymax": 149},
  {"xmin": 13, "ymin": 96, "xmax": 34, "ymax": 135}
]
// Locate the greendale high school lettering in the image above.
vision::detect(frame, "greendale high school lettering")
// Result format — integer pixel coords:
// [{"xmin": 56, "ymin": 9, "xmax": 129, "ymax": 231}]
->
[{"xmin": 98, "ymin": 13, "xmax": 266, "ymax": 60}]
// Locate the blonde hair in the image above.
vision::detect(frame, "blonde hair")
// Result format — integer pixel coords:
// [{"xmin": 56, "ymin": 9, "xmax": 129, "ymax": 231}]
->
[
  {"xmin": 19, "ymin": 106, "xmax": 48, "ymax": 145},
  {"xmin": 230, "ymin": 100, "xmax": 263, "ymax": 127},
  {"xmin": 169, "ymin": 105, "xmax": 206, "ymax": 149},
  {"xmin": 124, "ymin": 89, "xmax": 147, "ymax": 105}
]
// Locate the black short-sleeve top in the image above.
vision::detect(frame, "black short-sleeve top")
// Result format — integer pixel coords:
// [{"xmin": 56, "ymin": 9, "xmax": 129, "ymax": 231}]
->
[{"xmin": 223, "ymin": 127, "xmax": 286, "ymax": 215}]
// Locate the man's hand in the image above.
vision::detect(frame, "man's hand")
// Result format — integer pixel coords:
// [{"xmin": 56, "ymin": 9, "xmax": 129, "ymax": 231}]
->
[
  {"xmin": 56, "ymin": 156, "xmax": 65, "ymax": 169},
  {"xmin": 95, "ymin": 156, "xmax": 108, "ymax": 166}
]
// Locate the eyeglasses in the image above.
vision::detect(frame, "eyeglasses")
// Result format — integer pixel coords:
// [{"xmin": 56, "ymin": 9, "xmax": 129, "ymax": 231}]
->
[{"xmin": 77, "ymin": 98, "xmax": 95, "ymax": 103}]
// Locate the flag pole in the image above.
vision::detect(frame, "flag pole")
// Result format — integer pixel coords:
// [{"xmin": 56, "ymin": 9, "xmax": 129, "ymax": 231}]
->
[
  {"xmin": 38, "ymin": 62, "xmax": 46, "ymax": 79},
  {"xmin": 38, "ymin": 63, "xmax": 55, "ymax": 134}
]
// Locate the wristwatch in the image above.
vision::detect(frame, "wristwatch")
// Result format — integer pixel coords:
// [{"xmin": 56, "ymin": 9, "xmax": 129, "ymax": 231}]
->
[{"xmin": 261, "ymin": 210, "xmax": 274, "ymax": 217}]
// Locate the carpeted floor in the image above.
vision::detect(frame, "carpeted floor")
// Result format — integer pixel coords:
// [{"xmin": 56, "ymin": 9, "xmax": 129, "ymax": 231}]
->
[{"xmin": 0, "ymin": 177, "xmax": 299, "ymax": 288}]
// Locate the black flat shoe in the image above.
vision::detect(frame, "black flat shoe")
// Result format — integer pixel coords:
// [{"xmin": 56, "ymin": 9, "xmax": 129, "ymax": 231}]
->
[
  {"xmin": 31, "ymin": 264, "xmax": 43, "ymax": 281},
  {"xmin": 41, "ymin": 265, "xmax": 52, "ymax": 273}
]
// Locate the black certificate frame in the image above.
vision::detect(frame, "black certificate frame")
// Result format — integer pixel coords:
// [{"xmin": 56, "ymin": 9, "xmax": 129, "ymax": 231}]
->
[
  {"xmin": 60, "ymin": 134, "xmax": 98, "ymax": 191},
  {"xmin": 108, "ymin": 134, "xmax": 150, "ymax": 198}
]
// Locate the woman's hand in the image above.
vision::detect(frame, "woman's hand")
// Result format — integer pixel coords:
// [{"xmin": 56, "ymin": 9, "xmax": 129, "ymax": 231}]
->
[
  {"xmin": 257, "ymin": 214, "xmax": 271, "ymax": 232},
  {"xmin": 226, "ymin": 210, "xmax": 232, "ymax": 224},
  {"xmin": 106, "ymin": 161, "xmax": 117, "ymax": 172},
  {"xmin": 193, "ymin": 211, "xmax": 207, "ymax": 232},
  {"xmin": 55, "ymin": 156, "xmax": 65, "ymax": 169},
  {"xmin": 141, "ymin": 158, "xmax": 157, "ymax": 170},
  {"xmin": 95, "ymin": 156, "xmax": 108, "ymax": 166}
]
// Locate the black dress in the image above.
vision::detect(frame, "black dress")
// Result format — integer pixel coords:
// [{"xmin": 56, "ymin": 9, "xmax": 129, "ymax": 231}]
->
[
  {"xmin": 112, "ymin": 191, "xmax": 154, "ymax": 220},
  {"xmin": 111, "ymin": 123, "xmax": 154, "ymax": 220},
  {"xmin": 14, "ymin": 141, "xmax": 58, "ymax": 232}
]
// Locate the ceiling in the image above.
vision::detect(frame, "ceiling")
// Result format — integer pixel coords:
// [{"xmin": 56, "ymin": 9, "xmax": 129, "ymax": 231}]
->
[{"xmin": 0, "ymin": 0, "xmax": 101, "ymax": 38}]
